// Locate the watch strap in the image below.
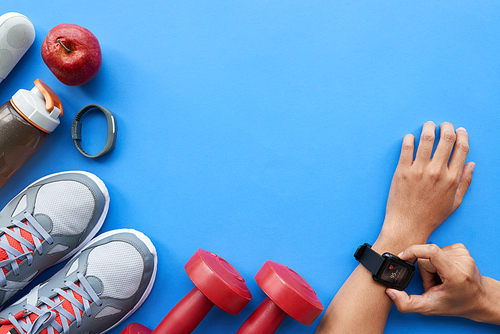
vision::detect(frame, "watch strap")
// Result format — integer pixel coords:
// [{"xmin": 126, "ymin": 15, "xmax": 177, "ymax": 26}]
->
[
  {"xmin": 71, "ymin": 104, "xmax": 117, "ymax": 158},
  {"xmin": 354, "ymin": 243, "xmax": 385, "ymax": 275}
]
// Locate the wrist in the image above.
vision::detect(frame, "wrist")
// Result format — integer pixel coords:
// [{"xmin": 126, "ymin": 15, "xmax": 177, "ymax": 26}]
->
[
  {"xmin": 373, "ymin": 229, "xmax": 428, "ymax": 257},
  {"xmin": 381, "ymin": 214, "xmax": 434, "ymax": 245},
  {"xmin": 469, "ymin": 276, "xmax": 500, "ymax": 325}
]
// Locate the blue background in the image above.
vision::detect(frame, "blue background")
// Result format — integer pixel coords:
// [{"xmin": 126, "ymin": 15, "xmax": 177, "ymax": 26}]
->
[{"xmin": 1, "ymin": 1, "xmax": 500, "ymax": 333}]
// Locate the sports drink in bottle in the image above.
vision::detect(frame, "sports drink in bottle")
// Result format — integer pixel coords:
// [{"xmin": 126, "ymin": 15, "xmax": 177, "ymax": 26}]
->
[{"xmin": 0, "ymin": 79, "xmax": 62, "ymax": 188}]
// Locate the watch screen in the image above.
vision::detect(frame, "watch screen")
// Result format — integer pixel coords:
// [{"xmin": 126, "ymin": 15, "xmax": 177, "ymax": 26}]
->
[{"xmin": 380, "ymin": 262, "xmax": 409, "ymax": 285}]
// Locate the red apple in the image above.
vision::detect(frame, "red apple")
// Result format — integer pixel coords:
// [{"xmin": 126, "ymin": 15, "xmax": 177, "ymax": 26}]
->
[{"xmin": 41, "ymin": 24, "xmax": 102, "ymax": 86}]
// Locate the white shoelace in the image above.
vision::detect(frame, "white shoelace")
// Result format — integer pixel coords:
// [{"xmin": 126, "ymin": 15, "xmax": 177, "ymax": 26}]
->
[
  {"xmin": 0, "ymin": 213, "xmax": 54, "ymax": 287},
  {"xmin": 7, "ymin": 273, "xmax": 102, "ymax": 334}
]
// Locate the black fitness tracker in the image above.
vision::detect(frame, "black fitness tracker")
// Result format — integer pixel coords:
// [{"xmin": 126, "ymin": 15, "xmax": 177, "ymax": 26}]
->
[
  {"xmin": 71, "ymin": 104, "xmax": 117, "ymax": 158},
  {"xmin": 354, "ymin": 243, "xmax": 415, "ymax": 290}
]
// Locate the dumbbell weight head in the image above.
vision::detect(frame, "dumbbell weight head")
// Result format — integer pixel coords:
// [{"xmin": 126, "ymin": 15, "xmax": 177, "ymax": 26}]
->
[
  {"xmin": 236, "ymin": 260, "xmax": 323, "ymax": 334},
  {"xmin": 185, "ymin": 249, "xmax": 252, "ymax": 314},
  {"xmin": 256, "ymin": 260, "xmax": 323, "ymax": 325},
  {"xmin": 146, "ymin": 249, "xmax": 252, "ymax": 334},
  {"xmin": 120, "ymin": 323, "xmax": 152, "ymax": 334}
]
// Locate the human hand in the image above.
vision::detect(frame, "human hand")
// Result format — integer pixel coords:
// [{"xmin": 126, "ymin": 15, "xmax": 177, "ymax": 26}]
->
[
  {"xmin": 385, "ymin": 243, "xmax": 487, "ymax": 320},
  {"xmin": 381, "ymin": 122, "xmax": 474, "ymax": 245}
]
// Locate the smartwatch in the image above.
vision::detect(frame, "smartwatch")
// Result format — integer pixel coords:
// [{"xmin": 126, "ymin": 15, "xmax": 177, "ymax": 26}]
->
[{"xmin": 354, "ymin": 243, "xmax": 415, "ymax": 290}]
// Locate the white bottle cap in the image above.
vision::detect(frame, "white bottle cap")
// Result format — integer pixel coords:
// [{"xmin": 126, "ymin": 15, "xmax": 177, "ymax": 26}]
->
[{"xmin": 11, "ymin": 79, "xmax": 63, "ymax": 133}]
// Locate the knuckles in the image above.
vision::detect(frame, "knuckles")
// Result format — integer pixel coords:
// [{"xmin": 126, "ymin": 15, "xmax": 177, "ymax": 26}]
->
[
  {"xmin": 451, "ymin": 243, "xmax": 466, "ymax": 250},
  {"xmin": 427, "ymin": 167, "xmax": 443, "ymax": 181},
  {"xmin": 441, "ymin": 131, "xmax": 457, "ymax": 143},
  {"xmin": 396, "ymin": 303, "xmax": 411, "ymax": 313},
  {"xmin": 455, "ymin": 270, "xmax": 473, "ymax": 285},
  {"xmin": 394, "ymin": 166, "xmax": 459, "ymax": 186},
  {"xmin": 455, "ymin": 141, "xmax": 469, "ymax": 155},
  {"xmin": 465, "ymin": 257, "xmax": 477, "ymax": 272},
  {"xmin": 427, "ymin": 244, "xmax": 442, "ymax": 257},
  {"xmin": 395, "ymin": 298, "xmax": 413, "ymax": 313},
  {"xmin": 402, "ymin": 141, "xmax": 414, "ymax": 151},
  {"xmin": 421, "ymin": 132, "xmax": 435, "ymax": 142}
]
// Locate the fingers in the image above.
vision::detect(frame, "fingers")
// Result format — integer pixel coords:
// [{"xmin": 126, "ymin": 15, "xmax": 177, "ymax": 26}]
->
[
  {"xmin": 386, "ymin": 289, "xmax": 431, "ymax": 314},
  {"xmin": 412, "ymin": 123, "xmax": 470, "ymax": 173},
  {"xmin": 398, "ymin": 134, "xmax": 415, "ymax": 168},
  {"xmin": 414, "ymin": 121, "xmax": 437, "ymax": 165},
  {"xmin": 398, "ymin": 244, "xmax": 458, "ymax": 280},
  {"xmin": 417, "ymin": 243, "xmax": 469, "ymax": 290},
  {"xmin": 417, "ymin": 258, "xmax": 438, "ymax": 291},
  {"xmin": 432, "ymin": 122, "xmax": 456, "ymax": 168},
  {"xmin": 451, "ymin": 161, "xmax": 475, "ymax": 212},
  {"xmin": 449, "ymin": 127, "xmax": 470, "ymax": 174},
  {"xmin": 441, "ymin": 242, "xmax": 469, "ymax": 254}
]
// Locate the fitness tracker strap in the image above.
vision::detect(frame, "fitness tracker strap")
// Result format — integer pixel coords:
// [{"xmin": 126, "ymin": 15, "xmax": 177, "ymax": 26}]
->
[
  {"xmin": 354, "ymin": 243, "xmax": 385, "ymax": 275},
  {"xmin": 72, "ymin": 104, "xmax": 117, "ymax": 158}
]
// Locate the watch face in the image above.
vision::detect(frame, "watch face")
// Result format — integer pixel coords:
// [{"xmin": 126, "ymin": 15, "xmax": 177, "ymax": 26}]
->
[{"xmin": 377, "ymin": 255, "xmax": 415, "ymax": 290}]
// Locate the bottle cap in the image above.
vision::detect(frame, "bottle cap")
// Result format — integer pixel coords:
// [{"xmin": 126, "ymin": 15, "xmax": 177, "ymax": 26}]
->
[{"xmin": 11, "ymin": 79, "xmax": 63, "ymax": 133}]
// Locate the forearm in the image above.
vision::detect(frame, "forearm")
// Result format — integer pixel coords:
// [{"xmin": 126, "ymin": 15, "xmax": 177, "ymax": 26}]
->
[
  {"xmin": 316, "ymin": 230, "xmax": 427, "ymax": 334},
  {"xmin": 315, "ymin": 263, "xmax": 392, "ymax": 334}
]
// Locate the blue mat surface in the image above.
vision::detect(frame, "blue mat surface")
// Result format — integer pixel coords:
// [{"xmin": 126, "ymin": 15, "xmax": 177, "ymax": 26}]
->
[{"xmin": 1, "ymin": 1, "xmax": 500, "ymax": 333}]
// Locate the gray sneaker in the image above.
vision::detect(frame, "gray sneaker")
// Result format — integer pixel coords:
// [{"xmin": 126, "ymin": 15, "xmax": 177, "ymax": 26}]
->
[
  {"xmin": 0, "ymin": 171, "xmax": 109, "ymax": 307},
  {"xmin": 0, "ymin": 229, "xmax": 157, "ymax": 334}
]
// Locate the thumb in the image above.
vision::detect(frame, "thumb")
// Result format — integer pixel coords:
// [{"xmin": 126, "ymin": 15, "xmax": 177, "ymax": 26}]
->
[{"xmin": 386, "ymin": 288, "xmax": 429, "ymax": 314}]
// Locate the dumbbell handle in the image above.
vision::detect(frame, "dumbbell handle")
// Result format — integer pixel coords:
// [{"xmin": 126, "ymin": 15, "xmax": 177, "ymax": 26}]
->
[
  {"xmin": 152, "ymin": 287, "xmax": 215, "ymax": 334},
  {"xmin": 236, "ymin": 298, "xmax": 287, "ymax": 334}
]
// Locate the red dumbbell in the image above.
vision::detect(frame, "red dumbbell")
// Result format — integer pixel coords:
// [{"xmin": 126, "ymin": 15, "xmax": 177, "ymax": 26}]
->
[
  {"xmin": 236, "ymin": 260, "xmax": 324, "ymax": 334},
  {"xmin": 120, "ymin": 323, "xmax": 152, "ymax": 334},
  {"xmin": 121, "ymin": 249, "xmax": 252, "ymax": 334}
]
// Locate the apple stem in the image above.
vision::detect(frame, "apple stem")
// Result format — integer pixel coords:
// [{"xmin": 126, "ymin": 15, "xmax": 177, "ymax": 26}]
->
[{"xmin": 57, "ymin": 39, "xmax": 71, "ymax": 54}]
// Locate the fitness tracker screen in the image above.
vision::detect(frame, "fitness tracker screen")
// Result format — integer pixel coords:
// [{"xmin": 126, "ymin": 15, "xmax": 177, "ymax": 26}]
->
[
  {"xmin": 380, "ymin": 262, "xmax": 409, "ymax": 285},
  {"xmin": 378, "ymin": 257, "xmax": 414, "ymax": 289}
]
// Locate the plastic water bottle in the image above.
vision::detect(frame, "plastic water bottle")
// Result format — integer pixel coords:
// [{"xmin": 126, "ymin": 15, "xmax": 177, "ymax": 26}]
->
[{"xmin": 0, "ymin": 79, "xmax": 63, "ymax": 188}]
